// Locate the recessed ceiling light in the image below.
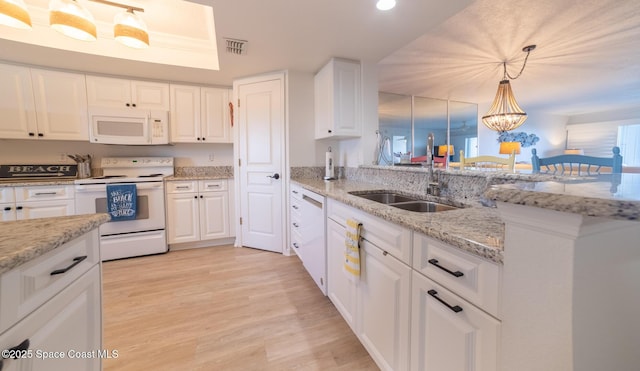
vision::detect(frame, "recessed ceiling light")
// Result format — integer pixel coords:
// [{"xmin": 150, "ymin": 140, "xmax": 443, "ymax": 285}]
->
[{"xmin": 376, "ymin": 0, "xmax": 396, "ymax": 11}]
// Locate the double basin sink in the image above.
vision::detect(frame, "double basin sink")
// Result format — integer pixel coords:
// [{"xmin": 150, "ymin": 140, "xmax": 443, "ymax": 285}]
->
[{"xmin": 348, "ymin": 191, "xmax": 459, "ymax": 213}]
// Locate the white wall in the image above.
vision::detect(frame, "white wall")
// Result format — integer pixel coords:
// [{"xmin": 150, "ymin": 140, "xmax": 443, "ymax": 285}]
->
[{"xmin": 0, "ymin": 140, "xmax": 233, "ymax": 167}]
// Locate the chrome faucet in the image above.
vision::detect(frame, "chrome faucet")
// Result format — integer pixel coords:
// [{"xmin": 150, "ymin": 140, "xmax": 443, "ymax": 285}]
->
[{"xmin": 425, "ymin": 132, "xmax": 439, "ymax": 196}]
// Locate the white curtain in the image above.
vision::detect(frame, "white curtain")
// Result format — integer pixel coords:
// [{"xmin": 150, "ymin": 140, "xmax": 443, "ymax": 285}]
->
[{"xmin": 618, "ymin": 124, "xmax": 640, "ymax": 166}]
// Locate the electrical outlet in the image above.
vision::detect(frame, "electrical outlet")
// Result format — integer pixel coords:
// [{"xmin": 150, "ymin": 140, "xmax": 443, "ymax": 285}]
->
[{"xmin": 208, "ymin": 153, "xmax": 215, "ymax": 162}]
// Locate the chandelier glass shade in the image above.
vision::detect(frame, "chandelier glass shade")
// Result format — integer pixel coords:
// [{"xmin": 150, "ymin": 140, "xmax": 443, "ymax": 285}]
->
[
  {"xmin": 49, "ymin": 0, "xmax": 97, "ymax": 41},
  {"xmin": 0, "ymin": 0, "xmax": 32, "ymax": 29},
  {"xmin": 482, "ymin": 79, "xmax": 528, "ymax": 132},
  {"xmin": 114, "ymin": 8, "xmax": 148, "ymax": 48}
]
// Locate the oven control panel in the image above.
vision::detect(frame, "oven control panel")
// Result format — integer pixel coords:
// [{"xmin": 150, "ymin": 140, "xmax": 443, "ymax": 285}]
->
[{"xmin": 101, "ymin": 157, "xmax": 174, "ymax": 168}]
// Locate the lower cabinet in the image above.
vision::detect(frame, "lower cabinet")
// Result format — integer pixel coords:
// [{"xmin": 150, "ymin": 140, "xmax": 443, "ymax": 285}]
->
[
  {"xmin": 411, "ymin": 271, "xmax": 500, "ymax": 371},
  {"xmin": 1, "ymin": 185, "xmax": 75, "ymax": 222},
  {"xmin": 166, "ymin": 179, "xmax": 232, "ymax": 245},
  {"xmin": 358, "ymin": 239, "xmax": 411, "ymax": 371},
  {"xmin": 327, "ymin": 218, "xmax": 357, "ymax": 331}
]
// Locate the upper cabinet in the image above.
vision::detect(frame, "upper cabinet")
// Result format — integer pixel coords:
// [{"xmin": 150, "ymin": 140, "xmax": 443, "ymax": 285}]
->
[
  {"xmin": 0, "ymin": 65, "xmax": 88, "ymax": 141},
  {"xmin": 170, "ymin": 84, "xmax": 232, "ymax": 143},
  {"xmin": 86, "ymin": 76, "xmax": 170, "ymax": 110},
  {"xmin": 314, "ymin": 58, "xmax": 361, "ymax": 139}
]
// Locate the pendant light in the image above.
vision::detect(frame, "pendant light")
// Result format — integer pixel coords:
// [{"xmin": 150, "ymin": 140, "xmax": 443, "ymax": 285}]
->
[
  {"xmin": 482, "ymin": 45, "xmax": 536, "ymax": 132},
  {"xmin": 0, "ymin": 0, "xmax": 32, "ymax": 29},
  {"xmin": 114, "ymin": 8, "xmax": 148, "ymax": 49},
  {"xmin": 49, "ymin": 0, "xmax": 97, "ymax": 41}
]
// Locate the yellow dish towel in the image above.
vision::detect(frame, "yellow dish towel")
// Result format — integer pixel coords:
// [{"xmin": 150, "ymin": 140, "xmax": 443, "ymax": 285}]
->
[{"xmin": 344, "ymin": 218, "xmax": 362, "ymax": 280}]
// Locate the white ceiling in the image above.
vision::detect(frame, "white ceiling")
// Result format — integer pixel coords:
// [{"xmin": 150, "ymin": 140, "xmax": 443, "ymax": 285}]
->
[{"xmin": 0, "ymin": 0, "xmax": 638, "ymax": 117}]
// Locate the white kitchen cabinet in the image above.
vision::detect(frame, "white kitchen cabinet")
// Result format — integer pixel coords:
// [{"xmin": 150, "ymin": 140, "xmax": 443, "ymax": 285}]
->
[
  {"xmin": 314, "ymin": 58, "xmax": 361, "ymax": 139},
  {"xmin": 30, "ymin": 68, "xmax": 89, "ymax": 141},
  {"xmin": 0, "ymin": 229, "xmax": 102, "ymax": 371},
  {"xmin": 15, "ymin": 185, "xmax": 75, "ymax": 220},
  {"xmin": 411, "ymin": 271, "xmax": 500, "ymax": 371},
  {"xmin": 327, "ymin": 198, "xmax": 411, "ymax": 370},
  {"xmin": 358, "ymin": 239, "xmax": 411, "ymax": 371},
  {"xmin": 0, "ymin": 64, "xmax": 36, "ymax": 140},
  {"xmin": 170, "ymin": 84, "xmax": 232, "ymax": 143},
  {"xmin": 166, "ymin": 180, "xmax": 231, "ymax": 245},
  {"xmin": 86, "ymin": 75, "xmax": 169, "ymax": 110},
  {"xmin": 1, "ymin": 185, "xmax": 75, "ymax": 222},
  {"xmin": 0, "ymin": 65, "xmax": 88, "ymax": 141},
  {"xmin": 326, "ymin": 217, "xmax": 357, "ymax": 331},
  {"xmin": 289, "ymin": 184, "xmax": 326, "ymax": 294}
]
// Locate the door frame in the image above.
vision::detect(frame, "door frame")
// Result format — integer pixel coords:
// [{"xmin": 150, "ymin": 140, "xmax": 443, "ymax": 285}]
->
[{"xmin": 232, "ymin": 71, "xmax": 290, "ymax": 254}]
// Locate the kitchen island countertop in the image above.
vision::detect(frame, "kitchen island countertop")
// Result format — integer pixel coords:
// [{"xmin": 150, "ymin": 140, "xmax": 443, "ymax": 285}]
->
[
  {"xmin": 292, "ymin": 178, "xmax": 505, "ymax": 263},
  {"xmin": 0, "ymin": 213, "xmax": 111, "ymax": 275}
]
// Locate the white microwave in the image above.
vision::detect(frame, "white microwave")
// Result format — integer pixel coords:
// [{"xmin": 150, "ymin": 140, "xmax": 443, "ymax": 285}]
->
[{"xmin": 89, "ymin": 108, "xmax": 169, "ymax": 145}]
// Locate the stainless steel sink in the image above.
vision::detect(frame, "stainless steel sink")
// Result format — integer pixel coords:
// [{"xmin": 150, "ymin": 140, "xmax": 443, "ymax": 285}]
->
[
  {"xmin": 349, "ymin": 191, "xmax": 418, "ymax": 204},
  {"xmin": 349, "ymin": 191, "xmax": 459, "ymax": 212},
  {"xmin": 390, "ymin": 201, "xmax": 458, "ymax": 212}
]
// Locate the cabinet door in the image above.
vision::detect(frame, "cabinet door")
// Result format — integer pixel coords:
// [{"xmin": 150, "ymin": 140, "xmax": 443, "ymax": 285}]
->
[
  {"xmin": 170, "ymin": 84, "xmax": 201, "ymax": 143},
  {"xmin": 131, "ymin": 80, "xmax": 170, "ymax": 110},
  {"xmin": 166, "ymin": 193, "xmax": 199, "ymax": 244},
  {"xmin": 86, "ymin": 76, "xmax": 131, "ymax": 108},
  {"xmin": 326, "ymin": 218, "xmax": 357, "ymax": 331},
  {"xmin": 30, "ymin": 69, "xmax": 89, "ymax": 141},
  {"xmin": 332, "ymin": 59, "xmax": 361, "ymax": 136},
  {"xmin": 1, "ymin": 203, "xmax": 16, "ymax": 222},
  {"xmin": 358, "ymin": 240, "xmax": 411, "ymax": 371},
  {"xmin": 201, "ymin": 87, "xmax": 231, "ymax": 143},
  {"xmin": 411, "ymin": 271, "xmax": 500, "ymax": 371},
  {"xmin": 199, "ymin": 192, "xmax": 229, "ymax": 240},
  {"xmin": 0, "ymin": 265, "xmax": 101, "ymax": 371},
  {"xmin": 0, "ymin": 64, "xmax": 36, "ymax": 139},
  {"xmin": 15, "ymin": 200, "xmax": 75, "ymax": 220}
]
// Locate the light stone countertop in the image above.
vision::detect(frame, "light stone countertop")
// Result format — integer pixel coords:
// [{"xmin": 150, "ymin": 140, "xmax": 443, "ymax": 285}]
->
[
  {"xmin": 485, "ymin": 173, "xmax": 640, "ymax": 221},
  {"xmin": 291, "ymin": 178, "xmax": 505, "ymax": 263},
  {"xmin": 0, "ymin": 213, "xmax": 111, "ymax": 275},
  {"xmin": 0, "ymin": 179, "xmax": 76, "ymax": 188}
]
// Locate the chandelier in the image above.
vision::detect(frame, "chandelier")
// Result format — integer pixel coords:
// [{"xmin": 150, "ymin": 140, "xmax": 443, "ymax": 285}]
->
[
  {"xmin": 0, "ymin": 0, "xmax": 149, "ymax": 48},
  {"xmin": 482, "ymin": 45, "xmax": 536, "ymax": 132}
]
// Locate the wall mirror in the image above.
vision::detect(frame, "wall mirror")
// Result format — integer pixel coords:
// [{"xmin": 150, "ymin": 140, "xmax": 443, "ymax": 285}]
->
[{"xmin": 378, "ymin": 92, "xmax": 478, "ymax": 166}]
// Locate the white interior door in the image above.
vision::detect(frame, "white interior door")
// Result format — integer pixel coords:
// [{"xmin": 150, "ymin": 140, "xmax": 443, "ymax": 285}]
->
[{"xmin": 237, "ymin": 77, "xmax": 284, "ymax": 253}]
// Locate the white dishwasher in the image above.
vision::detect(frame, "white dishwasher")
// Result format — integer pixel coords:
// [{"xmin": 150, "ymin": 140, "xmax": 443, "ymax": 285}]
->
[{"xmin": 290, "ymin": 184, "xmax": 326, "ymax": 295}]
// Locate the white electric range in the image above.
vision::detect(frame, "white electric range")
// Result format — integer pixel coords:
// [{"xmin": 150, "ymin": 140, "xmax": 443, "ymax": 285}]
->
[{"xmin": 75, "ymin": 157, "xmax": 174, "ymax": 261}]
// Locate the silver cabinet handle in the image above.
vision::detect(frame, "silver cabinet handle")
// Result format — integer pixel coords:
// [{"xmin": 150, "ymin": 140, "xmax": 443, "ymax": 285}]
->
[{"xmin": 34, "ymin": 192, "xmax": 58, "ymax": 196}]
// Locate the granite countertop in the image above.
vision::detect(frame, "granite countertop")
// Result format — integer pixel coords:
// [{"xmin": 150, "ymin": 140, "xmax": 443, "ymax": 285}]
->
[
  {"xmin": 292, "ymin": 178, "xmax": 504, "ymax": 263},
  {"xmin": 0, "ymin": 179, "xmax": 76, "ymax": 188},
  {"xmin": 485, "ymin": 173, "xmax": 640, "ymax": 221},
  {"xmin": 0, "ymin": 213, "xmax": 111, "ymax": 275}
]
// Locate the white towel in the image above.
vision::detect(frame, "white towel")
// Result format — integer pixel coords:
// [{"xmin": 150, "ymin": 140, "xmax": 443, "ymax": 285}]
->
[{"xmin": 344, "ymin": 218, "xmax": 362, "ymax": 281}]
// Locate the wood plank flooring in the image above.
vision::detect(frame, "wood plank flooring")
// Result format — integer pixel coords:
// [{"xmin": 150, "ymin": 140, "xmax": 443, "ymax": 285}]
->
[{"xmin": 102, "ymin": 246, "xmax": 379, "ymax": 371}]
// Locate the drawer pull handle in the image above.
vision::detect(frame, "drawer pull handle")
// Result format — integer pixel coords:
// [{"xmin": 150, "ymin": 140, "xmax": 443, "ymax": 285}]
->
[
  {"xmin": 50, "ymin": 256, "xmax": 87, "ymax": 276},
  {"xmin": 34, "ymin": 192, "xmax": 58, "ymax": 196},
  {"xmin": 207, "ymin": 184, "xmax": 220, "ymax": 188},
  {"xmin": 3, "ymin": 207, "xmax": 11, "ymax": 211},
  {"xmin": 382, "ymin": 251, "xmax": 388, "ymax": 256},
  {"xmin": 3, "ymin": 338, "xmax": 30, "ymax": 360},
  {"xmin": 428, "ymin": 259, "xmax": 464, "ymax": 277},
  {"xmin": 292, "ymin": 205, "xmax": 299, "ymax": 210},
  {"xmin": 293, "ymin": 243, "xmax": 299, "ymax": 249},
  {"xmin": 293, "ymin": 222, "xmax": 299, "ymax": 228},
  {"xmin": 175, "ymin": 186, "xmax": 190, "ymax": 189},
  {"xmin": 292, "ymin": 190, "xmax": 299, "ymax": 194},
  {"xmin": 428, "ymin": 289, "xmax": 463, "ymax": 313}
]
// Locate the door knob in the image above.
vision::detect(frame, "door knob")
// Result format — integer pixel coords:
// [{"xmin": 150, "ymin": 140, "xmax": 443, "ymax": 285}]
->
[{"xmin": 267, "ymin": 173, "xmax": 280, "ymax": 180}]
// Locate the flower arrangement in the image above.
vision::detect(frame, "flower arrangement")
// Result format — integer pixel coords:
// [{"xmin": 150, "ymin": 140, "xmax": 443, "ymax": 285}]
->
[{"xmin": 497, "ymin": 131, "xmax": 539, "ymax": 148}]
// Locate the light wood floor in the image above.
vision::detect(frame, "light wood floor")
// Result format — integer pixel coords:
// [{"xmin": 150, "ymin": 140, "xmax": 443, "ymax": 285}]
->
[{"xmin": 102, "ymin": 246, "xmax": 379, "ymax": 371}]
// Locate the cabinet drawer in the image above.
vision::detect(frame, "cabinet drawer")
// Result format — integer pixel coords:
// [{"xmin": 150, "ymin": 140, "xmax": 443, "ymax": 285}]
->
[
  {"xmin": 328, "ymin": 199, "xmax": 412, "ymax": 265},
  {"xmin": 199, "ymin": 179, "xmax": 227, "ymax": 192},
  {"xmin": 166, "ymin": 180, "xmax": 197, "ymax": 193},
  {"xmin": 0, "ymin": 187, "xmax": 14, "ymax": 203},
  {"xmin": 290, "ymin": 184, "xmax": 303, "ymax": 201},
  {"xmin": 0, "ymin": 229, "xmax": 100, "ymax": 333},
  {"xmin": 15, "ymin": 185, "xmax": 74, "ymax": 202},
  {"xmin": 413, "ymin": 233, "xmax": 501, "ymax": 318}
]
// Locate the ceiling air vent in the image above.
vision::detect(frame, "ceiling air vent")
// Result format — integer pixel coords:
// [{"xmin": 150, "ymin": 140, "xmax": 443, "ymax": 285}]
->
[{"xmin": 225, "ymin": 38, "xmax": 247, "ymax": 55}]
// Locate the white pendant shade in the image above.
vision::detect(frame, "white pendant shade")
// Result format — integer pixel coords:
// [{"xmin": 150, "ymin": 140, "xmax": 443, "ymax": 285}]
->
[
  {"xmin": 114, "ymin": 9, "xmax": 149, "ymax": 49},
  {"xmin": 0, "ymin": 0, "xmax": 32, "ymax": 29},
  {"xmin": 49, "ymin": 0, "xmax": 97, "ymax": 42},
  {"xmin": 482, "ymin": 79, "xmax": 528, "ymax": 132}
]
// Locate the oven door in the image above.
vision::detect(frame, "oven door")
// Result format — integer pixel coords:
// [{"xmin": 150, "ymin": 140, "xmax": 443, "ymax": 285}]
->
[{"xmin": 75, "ymin": 182, "xmax": 165, "ymax": 235}]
